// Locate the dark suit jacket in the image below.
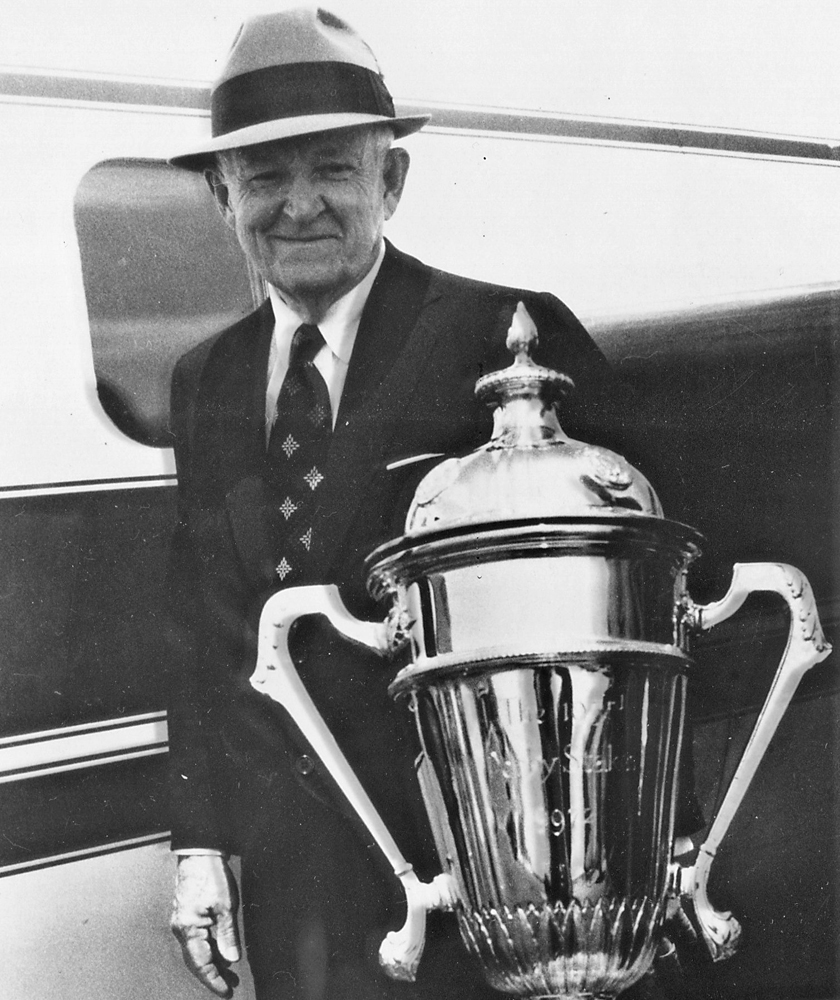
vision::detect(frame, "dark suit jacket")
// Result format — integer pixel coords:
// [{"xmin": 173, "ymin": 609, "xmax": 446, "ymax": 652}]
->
[{"xmin": 166, "ymin": 242, "xmax": 620, "ymax": 861}]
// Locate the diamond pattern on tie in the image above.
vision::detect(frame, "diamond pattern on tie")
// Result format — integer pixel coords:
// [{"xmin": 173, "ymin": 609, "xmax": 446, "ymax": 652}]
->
[
  {"xmin": 309, "ymin": 402, "xmax": 330, "ymax": 429},
  {"xmin": 303, "ymin": 467, "xmax": 324, "ymax": 491},
  {"xmin": 266, "ymin": 324, "xmax": 332, "ymax": 587},
  {"xmin": 284, "ymin": 374, "xmax": 303, "ymax": 398},
  {"xmin": 279, "ymin": 496, "xmax": 298, "ymax": 520},
  {"xmin": 281, "ymin": 434, "xmax": 299, "ymax": 459}
]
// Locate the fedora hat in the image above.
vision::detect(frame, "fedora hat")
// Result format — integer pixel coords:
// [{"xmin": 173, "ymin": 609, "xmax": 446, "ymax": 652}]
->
[{"xmin": 169, "ymin": 7, "xmax": 429, "ymax": 170}]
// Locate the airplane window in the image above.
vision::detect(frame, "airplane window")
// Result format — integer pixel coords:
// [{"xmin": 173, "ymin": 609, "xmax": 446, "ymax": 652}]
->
[{"xmin": 74, "ymin": 159, "xmax": 264, "ymax": 447}]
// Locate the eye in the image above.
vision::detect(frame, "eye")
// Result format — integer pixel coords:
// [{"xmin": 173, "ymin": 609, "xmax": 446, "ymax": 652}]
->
[
  {"xmin": 318, "ymin": 161, "xmax": 355, "ymax": 179},
  {"xmin": 249, "ymin": 170, "xmax": 285, "ymax": 185}
]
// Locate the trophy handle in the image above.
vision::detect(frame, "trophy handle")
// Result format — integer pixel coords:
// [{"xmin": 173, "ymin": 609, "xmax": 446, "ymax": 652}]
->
[
  {"xmin": 250, "ymin": 583, "xmax": 457, "ymax": 982},
  {"xmin": 683, "ymin": 562, "xmax": 832, "ymax": 961}
]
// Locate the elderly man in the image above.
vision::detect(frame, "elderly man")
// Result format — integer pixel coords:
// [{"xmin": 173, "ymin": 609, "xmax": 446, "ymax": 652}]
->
[{"xmin": 164, "ymin": 8, "xmax": 700, "ymax": 1000}]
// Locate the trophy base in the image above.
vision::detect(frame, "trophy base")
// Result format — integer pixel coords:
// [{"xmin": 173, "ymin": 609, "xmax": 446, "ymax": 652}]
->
[{"xmin": 457, "ymin": 896, "xmax": 664, "ymax": 999}]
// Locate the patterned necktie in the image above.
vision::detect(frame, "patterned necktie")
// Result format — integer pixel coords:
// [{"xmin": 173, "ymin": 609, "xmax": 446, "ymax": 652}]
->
[{"xmin": 267, "ymin": 324, "xmax": 332, "ymax": 584}]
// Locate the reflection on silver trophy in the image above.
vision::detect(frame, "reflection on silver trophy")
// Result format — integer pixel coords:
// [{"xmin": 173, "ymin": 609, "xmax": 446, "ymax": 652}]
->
[{"xmin": 251, "ymin": 303, "xmax": 831, "ymax": 998}]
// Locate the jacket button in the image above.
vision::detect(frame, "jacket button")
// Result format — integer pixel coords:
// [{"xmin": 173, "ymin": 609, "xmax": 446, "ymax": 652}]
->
[{"xmin": 296, "ymin": 755, "xmax": 315, "ymax": 776}]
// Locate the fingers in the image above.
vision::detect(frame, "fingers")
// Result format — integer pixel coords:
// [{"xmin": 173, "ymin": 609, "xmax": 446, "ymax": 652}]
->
[
  {"xmin": 171, "ymin": 856, "xmax": 241, "ymax": 997},
  {"xmin": 214, "ymin": 907, "xmax": 242, "ymax": 964},
  {"xmin": 177, "ymin": 923, "xmax": 238, "ymax": 998}
]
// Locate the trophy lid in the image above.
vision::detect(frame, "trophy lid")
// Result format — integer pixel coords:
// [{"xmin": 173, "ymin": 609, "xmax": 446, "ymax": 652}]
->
[{"xmin": 404, "ymin": 302, "xmax": 662, "ymax": 536}]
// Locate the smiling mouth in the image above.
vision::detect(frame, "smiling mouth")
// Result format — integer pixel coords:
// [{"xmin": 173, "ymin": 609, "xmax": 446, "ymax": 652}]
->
[{"xmin": 271, "ymin": 234, "xmax": 338, "ymax": 243}]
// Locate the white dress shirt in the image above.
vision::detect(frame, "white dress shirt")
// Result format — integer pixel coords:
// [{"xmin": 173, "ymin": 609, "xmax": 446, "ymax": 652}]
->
[{"xmin": 264, "ymin": 241, "xmax": 386, "ymax": 440}]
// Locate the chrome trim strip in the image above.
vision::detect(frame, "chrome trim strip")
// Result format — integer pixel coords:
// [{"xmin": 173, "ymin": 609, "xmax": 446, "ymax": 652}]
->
[
  {"xmin": 0, "ymin": 68, "xmax": 838, "ymax": 163},
  {"xmin": 424, "ymin": 122, "xmax": 840, "ymax": 169},
  {"xmin": 0, "ymin": 67, "xmax": 207, "ymax": 111},
  {"xmin": 0, "ymin": 477, "xmax": 177, "ymax": 499},
  {"xmin": 0, "ymin": 713, "xmax": 169, "ymax": 783},
  {"xmin": 0, "ymin": 91, "xmax": 202, "ymax": 121},
  {"xmin": 0, "ymin": 710, "xmax": 166, "ymax": 746},
  {"xmin": 0, "ymin": 831, "xmax": 171, "ymax": 878},
  {"xmin": 416, "ymin": 101, "xmax": 840, "ymax": 163},
  {"xmin": 0, "ymin": 746, "xmax": 169, "ymax": 784}
]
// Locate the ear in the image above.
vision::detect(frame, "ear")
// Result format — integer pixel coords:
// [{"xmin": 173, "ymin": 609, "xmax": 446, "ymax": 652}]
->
[
  {"xmin": 382, "ymin": 147, "xmax": 410, "ymax": 221},
  {"xmin": 204, "ymin": 166, "xmax": 237, "ymax": 230}
]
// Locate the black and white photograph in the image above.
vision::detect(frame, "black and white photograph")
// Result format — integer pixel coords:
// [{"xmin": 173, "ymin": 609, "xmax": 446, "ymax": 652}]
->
[{"xmin": 0, "ymin": 3, "xmax": 837, "ymax": 998}]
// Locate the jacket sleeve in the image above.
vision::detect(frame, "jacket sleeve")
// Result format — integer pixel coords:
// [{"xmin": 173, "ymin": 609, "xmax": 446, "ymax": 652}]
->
[{"xmin": 164, "ymin": 353, "xmax": 234, "ymax": 854}]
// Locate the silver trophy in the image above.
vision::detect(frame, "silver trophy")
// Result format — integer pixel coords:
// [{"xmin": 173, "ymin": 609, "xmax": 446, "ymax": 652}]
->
[{"xmin": 250, "ymin": 304, "xmax": 831, "ymax": 998}]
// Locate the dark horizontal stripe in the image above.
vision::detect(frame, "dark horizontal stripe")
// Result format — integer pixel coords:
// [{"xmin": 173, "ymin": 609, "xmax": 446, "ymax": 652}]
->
[
  {"xmin": 0, "ymin": 832, "xmax": 171, "ymax": 878},
  {"xmin": 0, "ymin": 744, "xmax": 168, "ymax": 781},
  {"xmin": 2, "ymin": 70, "xmax": 838, "ymax": 163},
  {"xmin": 0, "ymin": 486, "xmax": 179, "ymax": 736},
  {"xmin": 0, "ymin": 754, "xmax": 170, "ymax": 868},
  {"xmin": 588, "ymin": 281, "xmax": 840, "ymax": 360},
  {"xmin": 212, "ymin": 61, "xmax": 394, "ymax": 136}
]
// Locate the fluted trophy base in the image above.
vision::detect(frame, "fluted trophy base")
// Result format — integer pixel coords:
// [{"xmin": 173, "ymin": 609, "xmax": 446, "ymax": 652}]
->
[{"xmin": 458, "ymin": 897, "xmax": 662, "ymax": 999}]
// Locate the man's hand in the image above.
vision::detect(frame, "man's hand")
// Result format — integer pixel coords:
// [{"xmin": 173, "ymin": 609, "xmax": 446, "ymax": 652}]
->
[{"xmin": 171, "ymin": 854, "xmax": 242, "ymax": 998}]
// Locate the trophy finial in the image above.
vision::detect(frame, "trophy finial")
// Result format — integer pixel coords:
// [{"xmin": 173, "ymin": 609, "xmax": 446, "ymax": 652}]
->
[
  {"xmin": 507, "ymin": 300, "xmax": 539, "ymax": 362},
  {"xmin": 475, "ymin": 301, "xmax": 573, "ymax": 418}
]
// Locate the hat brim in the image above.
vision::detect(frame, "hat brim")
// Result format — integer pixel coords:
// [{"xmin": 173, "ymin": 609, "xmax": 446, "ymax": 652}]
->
[{"xmin": 169, "ymin": 111, "xmax": 430, "ymax": 170}]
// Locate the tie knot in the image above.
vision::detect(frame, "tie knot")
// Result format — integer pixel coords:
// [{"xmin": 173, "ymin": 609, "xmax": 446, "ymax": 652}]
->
[{"xmin": 290, "ymin": 324, "xmax": 325, "ymax": 366}]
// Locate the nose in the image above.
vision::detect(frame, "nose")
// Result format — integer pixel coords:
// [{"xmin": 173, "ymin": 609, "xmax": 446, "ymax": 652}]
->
[{"xmin": 281, "ymin": 173, "xmax": 323, "ymax": 224}]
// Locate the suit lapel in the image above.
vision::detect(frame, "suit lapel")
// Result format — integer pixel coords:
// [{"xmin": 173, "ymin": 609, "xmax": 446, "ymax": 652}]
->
[
  {"xmin": 308, "ymin": 251, "xmax": 461, "ymax": 580},
  {"xmin": 191, "ymin": 301, "xmax": 278, "ymax": 587},
  {"xmin": 334, "ymin": 241, "xmax": 433, "ymax": 429},
  {"xmin": 193, "ymin": 300, "xmax": 273, "ymax": 495}
]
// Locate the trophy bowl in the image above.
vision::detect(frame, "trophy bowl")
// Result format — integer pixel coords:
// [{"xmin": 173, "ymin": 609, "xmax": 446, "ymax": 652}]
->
[{"xmin": 368, "ymin": 517, "xmax": 698, "ymax": 998}]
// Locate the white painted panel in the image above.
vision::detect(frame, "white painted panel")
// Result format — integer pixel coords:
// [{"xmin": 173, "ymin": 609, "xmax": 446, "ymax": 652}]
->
[
  {"xmin": 388, "ymin": 128, "xmax": 840, "ymax": 318},
  {"xmin": 0, "ymin": 97, "xmax": 208, "ymax": 488},
  {"xmin": 2, "ymin": 93, "xmax": 838, "ymax": 490},
  {"xmin": 0, "ymin": 843, "xmax": 255, "ymax": 1000}
]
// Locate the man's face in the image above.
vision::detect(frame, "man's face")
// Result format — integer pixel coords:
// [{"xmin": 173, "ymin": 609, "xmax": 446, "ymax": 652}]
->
[{"xmin": 208, "ymin": 127, "xmax": 409, "ymax": 312}]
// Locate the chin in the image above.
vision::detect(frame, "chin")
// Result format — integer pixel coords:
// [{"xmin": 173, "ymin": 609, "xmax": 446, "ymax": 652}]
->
[{"xmin": 273, "ymin": 268, "xmax": 343, "ymax": 291}]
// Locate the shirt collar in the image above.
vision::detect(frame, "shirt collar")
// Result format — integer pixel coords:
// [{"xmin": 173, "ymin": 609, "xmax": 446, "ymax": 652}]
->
[{"xmin": 267, "ymin": 241, "xmax": 386, "ymax": 360}]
